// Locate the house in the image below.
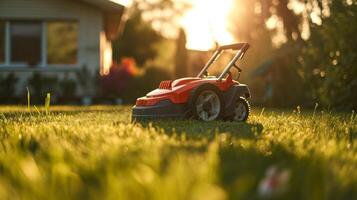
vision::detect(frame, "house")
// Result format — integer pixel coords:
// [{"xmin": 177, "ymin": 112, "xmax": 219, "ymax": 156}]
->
[{"xmin": 0, "ymin": 0, "xmax": 127, "ymax": 101}]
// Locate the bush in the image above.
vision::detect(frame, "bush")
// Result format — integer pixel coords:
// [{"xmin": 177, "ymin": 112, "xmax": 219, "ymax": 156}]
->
[
  {"xmin": 100, "ymin": 58, "xmax": 138, "ymax": 99},
  {"xmin": 298, "ymin": 1, "xmax": 357, "ymax": 110},
  {"xmin": 28, "ymin": 73, "xmax": 58, "ymax": 103},
  {"xmin": 121, "ymin": 66, "xmax": 172, "ymax": 103},
  {"xmin": 59, "ymin": 76, "xmax": 77, "ymax": 98},
  {"xmin": 0, "ymin": 73, "xmax": 18, "ymax": 98}
]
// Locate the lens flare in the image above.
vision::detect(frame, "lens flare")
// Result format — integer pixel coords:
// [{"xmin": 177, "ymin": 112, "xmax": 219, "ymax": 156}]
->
[{"xmin": 181, "ymin": 0, "xmax": 235, "ymax": 50}]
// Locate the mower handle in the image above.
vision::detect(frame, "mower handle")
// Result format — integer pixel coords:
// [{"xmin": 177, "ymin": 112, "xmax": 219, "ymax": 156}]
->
[
  {"xmin": 197, "ymin": 42, "xmax": 250, "ymax": 78},
  {"xmin": 218, "ymin": 43, "xmax": 250, "ymax": 52}
]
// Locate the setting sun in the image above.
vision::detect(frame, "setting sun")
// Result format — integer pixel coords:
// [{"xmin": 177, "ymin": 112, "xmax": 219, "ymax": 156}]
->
[{"xmin": 181, "ymin": 0, "xmax": 235, "ymax": 50}]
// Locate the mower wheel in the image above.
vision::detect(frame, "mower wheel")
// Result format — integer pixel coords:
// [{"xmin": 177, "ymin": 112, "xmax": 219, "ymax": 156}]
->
[
  {"xmin": 189, "ymin": 84, "xmax": 223, "ymax": 121},
  {"xmin": 231, "ymin": 97, "xmax": 250, "ymax": 122}
]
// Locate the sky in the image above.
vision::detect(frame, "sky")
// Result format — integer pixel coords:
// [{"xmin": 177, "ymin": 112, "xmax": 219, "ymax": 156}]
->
[
  {"xmin": 110, "ymin": 0, "xmax": 322, "ymax": 50},
  {"xmin": 180, "ymin": 0, "xmax": 235, "ymax": 50},
  {"xmin": 111, "ymin": 0, "xmax": 236, "ymax": 51}
]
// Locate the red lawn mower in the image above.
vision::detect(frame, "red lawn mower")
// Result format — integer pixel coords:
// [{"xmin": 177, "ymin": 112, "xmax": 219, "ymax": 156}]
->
[{"xmin": 132, "ymin": 43, "xmax": 251, "ymax": 122}]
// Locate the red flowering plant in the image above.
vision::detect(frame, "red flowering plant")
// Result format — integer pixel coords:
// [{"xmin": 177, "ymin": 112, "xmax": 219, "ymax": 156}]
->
[{"xmin": 100, "ymin": 58, "xmax": 139, "ymax": 98}]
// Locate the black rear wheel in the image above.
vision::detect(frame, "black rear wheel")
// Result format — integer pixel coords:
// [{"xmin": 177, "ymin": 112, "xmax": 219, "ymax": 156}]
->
[
  {"xmin": 189, "ymin": 84, "xmax": 223, "ymax": 121},
  {"xmin": 232, "ymin": 97, "xmax": 250, "ymax": 121}
]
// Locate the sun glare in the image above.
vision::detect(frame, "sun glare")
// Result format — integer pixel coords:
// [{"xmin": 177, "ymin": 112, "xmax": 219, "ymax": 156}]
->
[
  {"xmin": 181, "ymin": 0, "xmax": 235, "ymax": 51},
  {"xmin": 109, "ymin": 0, "xmax": 133, "ymax": 7}
]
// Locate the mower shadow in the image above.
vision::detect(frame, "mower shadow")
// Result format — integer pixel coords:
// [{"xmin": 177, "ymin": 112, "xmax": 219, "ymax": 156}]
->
[{"xmin": 138, "ymin": 120, "xmax": 264, "ymax": 140}]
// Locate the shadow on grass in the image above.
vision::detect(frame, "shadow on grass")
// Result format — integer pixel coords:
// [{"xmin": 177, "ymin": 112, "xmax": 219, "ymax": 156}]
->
[
  {"xmin": 138, "ymin": 120, "xmax": 356, "ymax": 199},
  {"xmin": 138, "ymin": 120, "xmax": 264, "ymax": 140},
  {"xmin": 217, "ymin": 142, "xmax": 341, "ymax": 200},
  {"xmin": 219, "ymin": 141, "xmax": 357, "ymax": 200},
  {"xmin": 138, "ymin": 119, "xmax": 349, "ymax": 199}
]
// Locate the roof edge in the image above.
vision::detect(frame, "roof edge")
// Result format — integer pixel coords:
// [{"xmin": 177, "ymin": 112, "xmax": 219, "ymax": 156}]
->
[{"xmin": 78, "ymin": 0, "xmax": 126, "ymax": 11}]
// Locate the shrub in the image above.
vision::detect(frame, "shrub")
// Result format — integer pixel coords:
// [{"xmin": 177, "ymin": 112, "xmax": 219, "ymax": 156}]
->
[
  {"xmin": 121, "ymin": 66, "xmax": 172, "ymax": 103},
  {"xmin": 0, "ymin": 73, "xmax": 18, "ymax": 98}
]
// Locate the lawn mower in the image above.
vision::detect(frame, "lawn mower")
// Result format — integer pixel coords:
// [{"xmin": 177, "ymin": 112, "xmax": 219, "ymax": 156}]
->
[{"xmin": 132, "ymin": 43, "xmax": 251, "ymax": 122}]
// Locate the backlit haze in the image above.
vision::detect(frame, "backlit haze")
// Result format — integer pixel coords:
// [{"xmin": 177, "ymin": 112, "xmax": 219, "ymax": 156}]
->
[{"xmin": 180, "ymin": 0, "xmax": 235, "ymax": 50}]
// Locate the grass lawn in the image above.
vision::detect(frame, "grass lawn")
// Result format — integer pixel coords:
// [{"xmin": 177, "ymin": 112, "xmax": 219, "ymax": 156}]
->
[{"xmin": 0, "ymin": 106, "xmax": 356, "ymax": 199}]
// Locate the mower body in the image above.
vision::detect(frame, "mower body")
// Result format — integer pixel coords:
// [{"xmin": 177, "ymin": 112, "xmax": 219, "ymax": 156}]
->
[
  {"xmin": 132, "ymin": 43, "xmax": 251, "ymax": 121},
  {"xmin": 132, "ymin": 76, "xmax": 250, "ymax": 120}
]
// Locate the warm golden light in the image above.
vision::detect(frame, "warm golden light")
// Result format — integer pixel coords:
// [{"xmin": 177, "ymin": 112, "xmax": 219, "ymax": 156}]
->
[
  {"xmin": 181, "ymin": 0, "xmax": 235, "ymax": 51},
  {"xmin": 109, "ymin": 0, "xmax": 133, "ymax": 7},
  {"xmin": 100, "ymin": 32, "xmax": 113, "ymax": 75}
]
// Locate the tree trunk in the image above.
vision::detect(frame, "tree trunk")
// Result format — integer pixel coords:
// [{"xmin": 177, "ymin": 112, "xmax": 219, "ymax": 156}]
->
[{"xmin": 175, "ymin": 28, "xmax": 188, "ymax": 78}]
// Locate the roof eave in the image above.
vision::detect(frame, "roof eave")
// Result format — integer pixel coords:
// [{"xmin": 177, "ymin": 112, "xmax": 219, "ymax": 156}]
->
[{"xmin": 79, "ymin": 0, "xmax": 126, "ymax": 11}]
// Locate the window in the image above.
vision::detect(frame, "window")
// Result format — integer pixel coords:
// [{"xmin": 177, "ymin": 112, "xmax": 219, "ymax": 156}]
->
[
  {"xmin": 47, "ymin": 21, "xmax": 78, "ymax": 64},
  {"xmin": 0, "ymin": 20, "xmax": 78, "ymax": 67},
  {"xmin": 0, "ymin": 21, "xmax": 4, "ymax": 63},
  {"xmin": 10, "ymin": 21, "xmax": 42, "ymax": 66}
]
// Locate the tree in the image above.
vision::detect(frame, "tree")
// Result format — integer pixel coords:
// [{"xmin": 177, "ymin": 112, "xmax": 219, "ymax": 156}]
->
[
  {"xmin": 228, "ymin": 0, "xmax": 350, "ymax": 107},
  {"xmin": 233, "ymin": 0, "xmax": 357, "ymax": 109},
  {"xmin": 299, "ymin": 1, "xmax": 357, "ymax": 109},
  {"xmin": 229, "ymin": 0, "xmax": 301, "ymax": 42},
  {"xmin": 112, "ymin": 10, "xmax": 162, "ymax": 66},
  {"xmin": 112, "ymin": 0, "xmax": 190, "ymax": 67},
  {"xmin": 134, "ymin": 0, "xmax": 191, "ymax": 38},
  {"xmin": 174, "ymin": 28, "xmax": 188, "ymax": 78},
  {"xmin": 228, "ymin": 0, "xmax": 274, "ymax": 78}
]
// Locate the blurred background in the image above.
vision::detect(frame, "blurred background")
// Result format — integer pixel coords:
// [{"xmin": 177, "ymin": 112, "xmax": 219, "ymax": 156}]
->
[{"xmin": 0, "ymin": 0, "xmax": 356, "ymax": 110}]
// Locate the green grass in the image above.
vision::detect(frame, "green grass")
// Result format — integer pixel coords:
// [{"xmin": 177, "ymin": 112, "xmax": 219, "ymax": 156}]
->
[{"xmin": 0, "ymin": 106, "xmax": 356, "ymax": 200}]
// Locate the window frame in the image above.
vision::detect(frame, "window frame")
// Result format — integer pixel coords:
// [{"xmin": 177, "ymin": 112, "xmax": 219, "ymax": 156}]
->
[
  {"xmin": 0, "ymin": 19, "xmax": 79, "ymax": 69},
  {"xmin": 9, "ymin": 21, "xmax": 43, "ymax": 66},
  {"xmin": 0, "ymin": 21, "xmax": 10, "ymax": 66},
  {"xmin": 0, "ymin": 21, "xmax": 5, "ymax": 64}
]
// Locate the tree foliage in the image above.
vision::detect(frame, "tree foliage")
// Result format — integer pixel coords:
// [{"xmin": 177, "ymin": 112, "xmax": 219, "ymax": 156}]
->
[
  {"xmin": 174, "ymin": 28, "xmax": 188, "ymax": 78},
  {"xmin": 134, "ymin": 0, "xmax": 190, "ymax": 37},
  {"xmin": 112, "ymin": 10, "xmax": 162, "ymax": 66},
  {"xmin": 229, "ymin": 0, "xmax": 356, "ymax": 109},
  {"xmin": 300, "ymin": 1, "xmax": 357, "ymax": 109},
  {"xmin": 229, "ymin": 0, "xmax": 301, "ymax": 42},
  {"xmin": 112, "ymin": 0, "xmax": 190, "ymax": 67}
]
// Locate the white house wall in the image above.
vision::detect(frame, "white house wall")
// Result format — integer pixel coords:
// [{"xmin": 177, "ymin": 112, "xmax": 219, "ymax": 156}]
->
[
  {"xmin": 0, "ymin": 0, "xmax": 111, "ymax": 97},
  {"xmin": 0, "ymin": 0, "xmax": 103, "ymax": 73}
]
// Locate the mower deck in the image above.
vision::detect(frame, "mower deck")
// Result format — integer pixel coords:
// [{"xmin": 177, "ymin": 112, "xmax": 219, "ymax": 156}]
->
[
  {"xmin": 132, "ymin": 100, "xmax": 189, "ymax": 121},
  {"xmin": 132, "ymin": 84, "xmax": 250, "ymax": 121}
]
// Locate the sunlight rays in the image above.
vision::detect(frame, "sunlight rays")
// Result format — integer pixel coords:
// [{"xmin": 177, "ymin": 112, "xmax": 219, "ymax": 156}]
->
[{"xmin": 181, "ymin": 0, "xmax": 235, "ymax": 50}]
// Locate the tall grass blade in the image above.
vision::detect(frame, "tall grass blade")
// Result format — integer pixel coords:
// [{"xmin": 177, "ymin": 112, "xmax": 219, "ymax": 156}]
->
[
  {"xmin": 33, "ymin": 105, "xmax": 41, "ymax": 115},
  {"xmin": 26, "ymin": 87, "xmax": 31, "ymax": 112},
  {"xmin": 296, "ymin": 106, "xmax": 301, "ymax": 115},
  {"xmin": 351, "ymin": 110, "xmax": 355, "ymax": 122},
  {"xmin": 45, "ymin": 93, "xmax": 51, "ymax": 115},
  {"xmin": 260, "ymin": 107, "xmax": 265, "ymax": 116},
  {"xmin": 313, "ymin": 103, "xmax": 318, "ymax": 119}
]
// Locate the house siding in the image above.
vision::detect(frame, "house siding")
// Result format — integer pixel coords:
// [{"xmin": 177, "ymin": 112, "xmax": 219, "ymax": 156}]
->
[
  {"xmin": 0, "ymin": 0, "xmax": 104, "ymax": 73},
  {"xmin": 0, "ymin": 0, "xmax": 110, "ymax": 97}
]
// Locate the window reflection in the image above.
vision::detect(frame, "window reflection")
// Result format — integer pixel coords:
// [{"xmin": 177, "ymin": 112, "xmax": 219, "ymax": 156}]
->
[
  {"xmin": 47, "ymin": 21, "xmax": 78, "ymax": 64},
  {"xmin": 10, "ymin": 21, "xmax": 42, "ymax": 66}
]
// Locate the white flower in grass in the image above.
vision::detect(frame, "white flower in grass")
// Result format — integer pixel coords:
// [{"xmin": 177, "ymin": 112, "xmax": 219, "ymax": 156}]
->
[{"xmin": 258, "ymin": 165, "xmax": 291, "ymax": 198}]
